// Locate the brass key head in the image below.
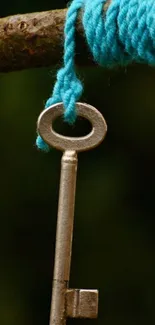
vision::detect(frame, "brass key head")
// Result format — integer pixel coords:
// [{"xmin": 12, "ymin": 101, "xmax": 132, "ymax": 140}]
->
[{"xmin": 37, "ymin": 102, "xmax": 107, "ymax": 151}]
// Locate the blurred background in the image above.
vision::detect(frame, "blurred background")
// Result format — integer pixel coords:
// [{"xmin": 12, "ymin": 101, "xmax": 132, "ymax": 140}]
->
[{"xmin": 1, "ymin": 1, "xmax": 155, "ymax": 325}]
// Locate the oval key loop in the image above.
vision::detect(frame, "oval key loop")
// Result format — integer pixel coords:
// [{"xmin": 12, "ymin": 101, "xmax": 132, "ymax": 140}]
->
[{"xmin": 37, "ymin": 102, "xmax": 107, "ymax": 152}]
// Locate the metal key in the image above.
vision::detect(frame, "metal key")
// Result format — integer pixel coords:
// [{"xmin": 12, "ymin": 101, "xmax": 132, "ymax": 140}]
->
[{"xmin": 37, "ymin": 102, "xmax": 107, "ymax": 325}]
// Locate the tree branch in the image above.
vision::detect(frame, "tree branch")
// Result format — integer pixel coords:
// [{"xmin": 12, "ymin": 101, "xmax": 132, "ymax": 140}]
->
[{"xmin": 0, "ymin": 3, "xmax": 111, "ymax": 72}]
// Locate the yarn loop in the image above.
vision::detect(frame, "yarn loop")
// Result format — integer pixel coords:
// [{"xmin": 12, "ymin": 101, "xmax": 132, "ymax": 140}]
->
[{"xmin": 36, "ymin": 0, "xmax": 155, "ymax": 151}]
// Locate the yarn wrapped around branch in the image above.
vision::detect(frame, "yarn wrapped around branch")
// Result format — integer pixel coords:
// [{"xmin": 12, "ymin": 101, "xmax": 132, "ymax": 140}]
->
[{"xmin": 36, "ymin": 0, "xmax": 155, "ymax": 152}]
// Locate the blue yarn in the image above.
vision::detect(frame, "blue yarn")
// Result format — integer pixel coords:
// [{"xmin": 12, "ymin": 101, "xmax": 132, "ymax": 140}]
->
[{"xmin": 36, "ymin": 0, "xmax": 155, "ymax": 151}]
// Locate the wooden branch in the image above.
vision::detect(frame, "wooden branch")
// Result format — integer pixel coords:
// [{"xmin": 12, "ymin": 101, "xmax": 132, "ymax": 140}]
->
[{"xmin": 0, "ymin": 2, "xmax": 111, "ymax": 72}]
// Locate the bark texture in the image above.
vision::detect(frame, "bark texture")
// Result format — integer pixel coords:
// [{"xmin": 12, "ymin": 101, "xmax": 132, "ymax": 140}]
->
[{"xmin": 0, "ymin": 2, "xmax": 111, "ymax": 72}]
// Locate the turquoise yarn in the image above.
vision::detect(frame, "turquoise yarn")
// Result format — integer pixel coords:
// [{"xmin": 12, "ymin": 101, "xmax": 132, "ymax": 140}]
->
[{"xmin": 36, "ymin": 0, "xmax": 155, "ymax": 152}]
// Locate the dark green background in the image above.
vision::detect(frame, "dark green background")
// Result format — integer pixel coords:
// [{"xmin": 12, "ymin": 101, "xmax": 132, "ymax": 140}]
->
[{"xmin": 1, "ymin": 1, "xmax": 155, "ymax": 325}]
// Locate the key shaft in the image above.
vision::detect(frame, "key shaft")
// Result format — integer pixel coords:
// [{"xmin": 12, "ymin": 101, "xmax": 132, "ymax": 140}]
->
[{"xmin": 50, "ymin": 150, "xmax": 77, "ymax": 325}]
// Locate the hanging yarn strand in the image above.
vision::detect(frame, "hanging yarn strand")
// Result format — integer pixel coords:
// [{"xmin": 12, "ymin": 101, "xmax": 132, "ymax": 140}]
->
[
  {"xmin": 36, "ymin": 0, "xmax": 83, "ymax": 152},
  {"xmin": 45, "ymin": 0, "xmax": 84, "ymax": 120},
  {"xmin": 36, "ymin": 0, "xmax": 155, "ymax": 152}
]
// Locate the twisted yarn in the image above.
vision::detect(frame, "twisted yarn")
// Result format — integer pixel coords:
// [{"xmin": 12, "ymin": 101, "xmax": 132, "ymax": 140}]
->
[{"xmin": 36, "ymin": 0, "xmax": 155, "ymax": 152}]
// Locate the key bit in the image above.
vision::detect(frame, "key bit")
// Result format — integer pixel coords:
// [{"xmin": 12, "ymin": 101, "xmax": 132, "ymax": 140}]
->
[{"xmin": 37, "ymin": 102, "xmax": 107, "ymax": 325}]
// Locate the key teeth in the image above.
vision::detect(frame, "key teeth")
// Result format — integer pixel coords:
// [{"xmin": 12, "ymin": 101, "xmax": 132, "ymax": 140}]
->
[{"xmin": 66, "ymin": 289, "xmax": 98, "ymax": 319}]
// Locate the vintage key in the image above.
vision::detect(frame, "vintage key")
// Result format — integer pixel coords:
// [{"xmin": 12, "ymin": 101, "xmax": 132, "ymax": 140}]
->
[{"xmin": 37, "ymin": 102, "xmax": 107, "ymax": 325}]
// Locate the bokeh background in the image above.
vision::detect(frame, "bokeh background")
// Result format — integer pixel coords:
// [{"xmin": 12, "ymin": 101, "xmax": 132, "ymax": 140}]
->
[{"xmin": 1, "ymin": 1, "xmax": 155, "ymax": 325}]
